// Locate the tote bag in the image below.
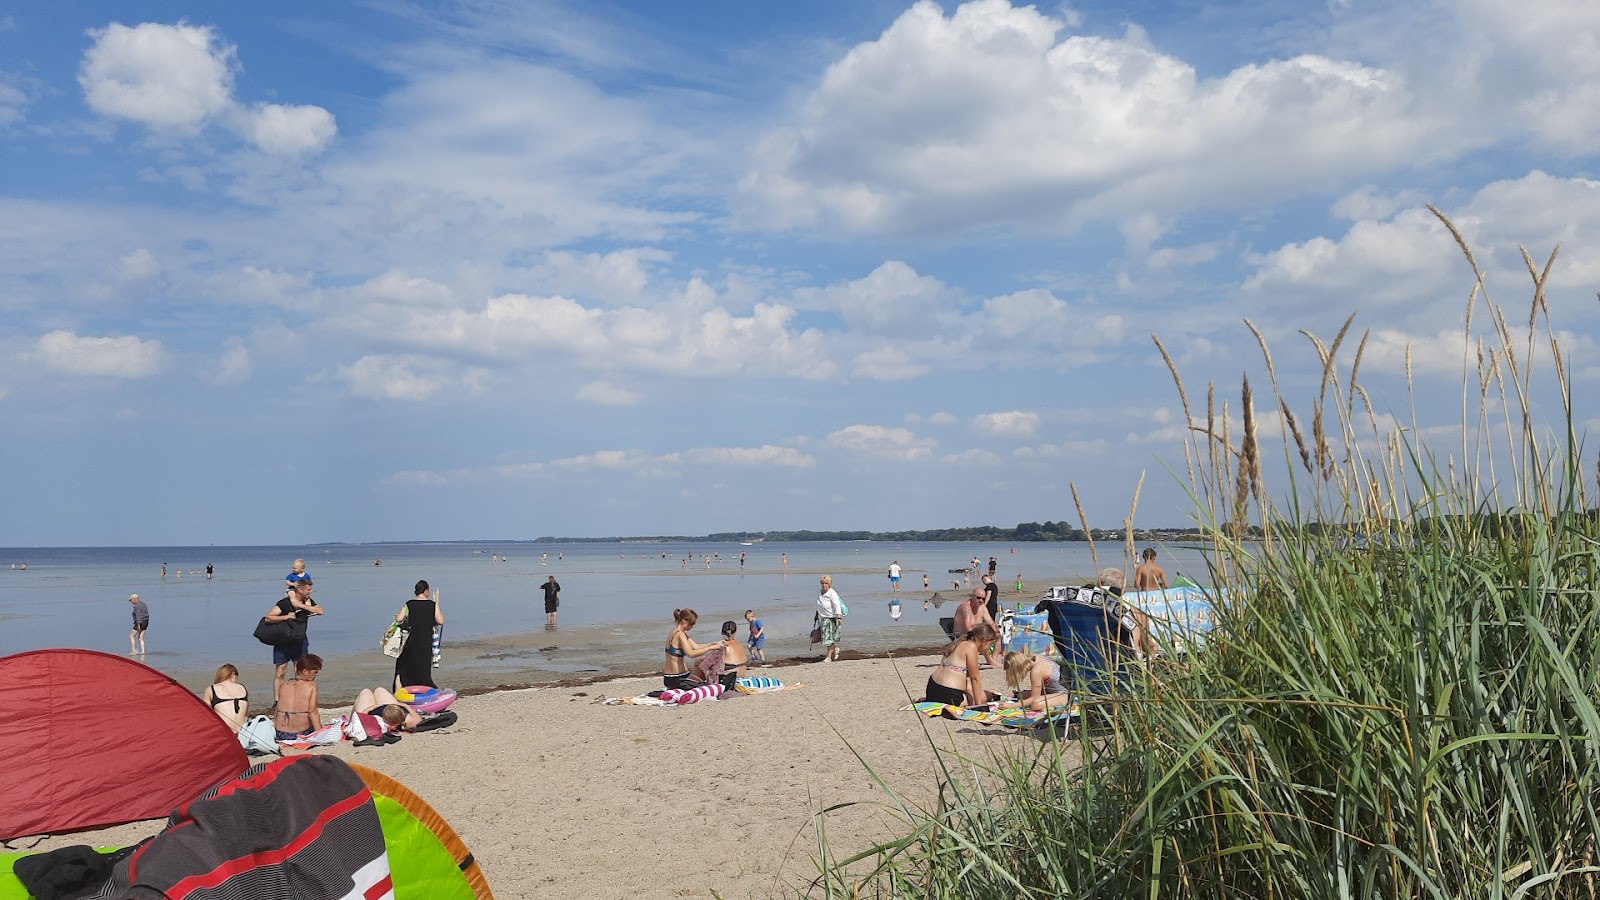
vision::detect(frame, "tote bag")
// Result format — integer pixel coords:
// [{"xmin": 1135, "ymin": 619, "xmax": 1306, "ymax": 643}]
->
[{"xmin": 380, "ymin": 616, "xmax": 408, "ymax": 658}]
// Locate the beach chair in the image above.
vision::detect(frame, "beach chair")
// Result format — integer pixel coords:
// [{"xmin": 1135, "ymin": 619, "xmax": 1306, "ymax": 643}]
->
[{"xmin": 1040, "ymin": 596, "xmax": 1135, "ymax": 696}]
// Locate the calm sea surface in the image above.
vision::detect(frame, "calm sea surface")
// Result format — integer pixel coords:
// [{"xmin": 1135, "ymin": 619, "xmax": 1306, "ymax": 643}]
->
[{"xmin": 0, "ymin": 540, "xmax": 1214, "ymax": 700}]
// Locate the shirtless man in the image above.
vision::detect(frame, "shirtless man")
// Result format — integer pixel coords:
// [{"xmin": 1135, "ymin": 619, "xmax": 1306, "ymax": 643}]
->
[
  {"xmin": 1135, "ymin": 548, "xmax": 1168, "ymax": 592},
  {"xmin": 951, "ymin": 589, "xmax": 1000, "ymax": 667}
]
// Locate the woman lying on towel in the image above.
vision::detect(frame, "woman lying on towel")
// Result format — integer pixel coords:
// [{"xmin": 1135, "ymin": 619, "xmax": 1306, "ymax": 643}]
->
[
  {"xmin": 663, "ymin": 608, "xmax": 721, "ymax": 690},
  {"xmin": 692, "ymin": 620, "xmax": 751, "ymax": 692},
  {"xmin": 352, "ymin": 687, "xmax": 423, "ymax": 730},
  {"xmin": 998, "ymin": 649, "xmax": 1072, "ymax": 712},
  {"xmin": 924, "ymin": 623, "xmax": 999, "ymax": 708},
  {"xmin": 273, "ymin": 654, "xmax": 323, "ymax": 741}
]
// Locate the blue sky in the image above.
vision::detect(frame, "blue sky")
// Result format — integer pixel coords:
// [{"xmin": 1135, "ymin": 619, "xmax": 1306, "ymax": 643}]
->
[{"xmin": 2, "ymin": 0, "xmax": 1598, "ymax": 546}]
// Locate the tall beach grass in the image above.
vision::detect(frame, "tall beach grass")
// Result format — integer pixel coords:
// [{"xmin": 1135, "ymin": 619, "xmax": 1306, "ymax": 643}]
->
[{"xmin": 814, "ymin": 213, "xmax": 1600, "ymax": 898}]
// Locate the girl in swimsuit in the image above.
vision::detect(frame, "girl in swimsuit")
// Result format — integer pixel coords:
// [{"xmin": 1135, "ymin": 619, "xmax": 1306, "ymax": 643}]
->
[
  {"xmin": 202, "ymin": 663, "xmax": 249, "ymax": 732},
  {"xmin": 999, "ymin": 649, "xmax": 1072, "ymax": 712},
  {"xmin": 274, "ymin": 654, "xmax": 323, "ymax": 740},
  {"xmin": 924, "ymin": 623, "xmax": 997, "ymax": 707},
  {"xmin": 662, "ymin": 608, "xmax": 720, "ymax": 690}
]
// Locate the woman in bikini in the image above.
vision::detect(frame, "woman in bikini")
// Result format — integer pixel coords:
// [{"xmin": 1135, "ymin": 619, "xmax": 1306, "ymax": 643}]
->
[
  {"xmin": 352, "ymin": 686, "xmax": 422, "ymax": 730},
  {"xmin": 924, "ymin": 623, "xmax": 998, "ymax": 708},
  {"xmin": 999, "ymin": 648, "xmax": 1072, "ymax": 712},
  {"xmin": 273, "ymin": 654, "xmax": 323, "ymax": 740},
  {"xmin": 202, "ymin": 663, "xmax": 249, "ymax": 732},
  {"xmin": 694, "ymin": 620, "xmax": 750, "ymax": 692},
  {"xmin": 662, "ymin": 608, "xmax": 720, "ymax": 690}
]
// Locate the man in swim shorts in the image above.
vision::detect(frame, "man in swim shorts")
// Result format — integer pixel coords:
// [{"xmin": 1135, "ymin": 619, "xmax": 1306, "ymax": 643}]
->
[{"xmin": 888, "ymin": 560, "xmax": 901, "ymax": 592}]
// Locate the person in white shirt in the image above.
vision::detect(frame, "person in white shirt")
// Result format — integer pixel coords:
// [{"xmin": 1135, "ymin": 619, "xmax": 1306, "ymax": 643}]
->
[
  {"xmin": 817, "ymin": 575, "xmax": 845, "ymax": 662},
  {"xmin": 887, "ymin": 561, "xmax": 902, "ymax": 592}
]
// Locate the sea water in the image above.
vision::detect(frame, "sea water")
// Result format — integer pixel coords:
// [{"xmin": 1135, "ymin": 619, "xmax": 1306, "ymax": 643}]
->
[{"xmin": 0, "ymin": 540, "xmax": 1215, "ymax": 697}]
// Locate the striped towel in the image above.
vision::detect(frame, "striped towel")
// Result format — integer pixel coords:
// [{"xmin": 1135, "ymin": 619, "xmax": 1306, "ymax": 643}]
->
[{"xmin": 736, "ymin": 676, "xmax": 803, "ymax": 694}]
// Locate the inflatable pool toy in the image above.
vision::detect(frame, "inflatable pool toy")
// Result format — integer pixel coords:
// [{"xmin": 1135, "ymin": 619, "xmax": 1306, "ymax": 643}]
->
[{"xmin": 396, "ymin": 685, "xmax": 457, "ymax": 713}]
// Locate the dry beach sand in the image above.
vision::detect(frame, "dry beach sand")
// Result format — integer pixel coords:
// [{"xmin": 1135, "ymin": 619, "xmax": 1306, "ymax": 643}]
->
[{"xmin": 30, "ymin": 652, "xmax": 1076, "ymax": 899}]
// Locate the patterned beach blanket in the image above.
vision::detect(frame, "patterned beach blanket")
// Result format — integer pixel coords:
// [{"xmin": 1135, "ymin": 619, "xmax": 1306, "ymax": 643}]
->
[{"xmin": 905, "ymin": 701, "xmax": 1078, "ymax": 729}]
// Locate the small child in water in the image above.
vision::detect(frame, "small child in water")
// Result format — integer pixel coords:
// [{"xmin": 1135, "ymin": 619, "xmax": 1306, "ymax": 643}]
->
[{"xmin": 744, "ymin": 609, "xmax": 766, "ymax": 665}]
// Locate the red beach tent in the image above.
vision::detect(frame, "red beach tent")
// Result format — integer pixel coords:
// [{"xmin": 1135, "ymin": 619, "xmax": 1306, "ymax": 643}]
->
[{"xmin": 0, "ymin": 648, "xmax": 249, "ymax": 840}]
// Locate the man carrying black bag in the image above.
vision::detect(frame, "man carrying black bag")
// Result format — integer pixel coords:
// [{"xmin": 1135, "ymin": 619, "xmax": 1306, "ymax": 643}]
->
[{"xmin": 266, "ymin": 577, "xmax": 325, "ymax": 701}]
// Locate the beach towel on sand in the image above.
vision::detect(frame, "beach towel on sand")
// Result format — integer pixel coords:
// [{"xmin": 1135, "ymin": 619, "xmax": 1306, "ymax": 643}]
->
[
  {"xmin": 734, "ymin": 676, "xmax": 803, "ymax": 694},
  {"xmin": 905, "ymin": 701, "xmax": 1078, "ymax": 729},
  {"xmin": 598, "ymin": 678, "xmax": 803, "ymax": 705},
  {"xmin": 280, "ymin": 719, "xmax": 345, "ymax": 748}
]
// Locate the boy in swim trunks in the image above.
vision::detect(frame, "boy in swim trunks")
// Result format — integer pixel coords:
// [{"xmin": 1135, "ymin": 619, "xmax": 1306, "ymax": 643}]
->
[{"xmin": 745, "ymin": 609, "xmax": 766, "ymax": 664}]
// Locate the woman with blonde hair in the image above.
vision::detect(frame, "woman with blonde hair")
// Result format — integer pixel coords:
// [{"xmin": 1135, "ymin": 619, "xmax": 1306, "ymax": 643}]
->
[
  {"xmin": 202, "ymin": 663, "xmax": 249, "ymax": 732},
  {"xmin": 662, "ymin": 608, "xmax": 720, "ymax": 690},
  {"xmin": 999, "ymin": 648, "xmax": 1072, "ymax": 712},
  {"xmin": 924, "ymin": 622, "xmax": 998, "ymax": 708},
  {"xmin": 817, "ymin": 575, "xmax": 845, "ymax": 662}
]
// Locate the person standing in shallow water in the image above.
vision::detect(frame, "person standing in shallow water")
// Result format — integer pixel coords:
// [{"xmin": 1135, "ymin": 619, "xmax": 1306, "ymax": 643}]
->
[
  {"xmin": 817, "ymin": 575, "xmax": 844, "ymax": 662},
  {"xmin": 128, "ymin": 593, "xmax": 149, "ymax": 655},
  {"xmin": 541, "ymin": 575, "xmax": 561, "ymax": 627}
]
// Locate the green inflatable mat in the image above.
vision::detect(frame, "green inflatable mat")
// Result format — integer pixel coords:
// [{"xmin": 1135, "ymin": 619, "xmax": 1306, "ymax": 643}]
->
[{"xmin": 1, "ymin": 848, "xmax": 121, "ymax": 899}]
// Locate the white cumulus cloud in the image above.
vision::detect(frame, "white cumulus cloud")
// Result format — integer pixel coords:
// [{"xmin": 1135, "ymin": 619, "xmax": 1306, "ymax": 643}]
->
[
  {"xmin": 35, "ymin": 330, "xmax": 165, "ymax": 377},
  {"xmin": 80, "ymin": 22, "xmax": 234, "ymax": 130},
  {"xmin": 79, "ymin": 21, "xmax": 335, "ymax": 154},
  {"xmin": 739, "ymin": 0, "xmax": 1432, "ymax": 234},
  {"xmin": 336, "ymin": 354, "xmax": 490, "ymax": 401},
  {"xmin": 825, "ymin": 424, "xmax": 935, "ymax": 461},
  {"xmin": 243, "ymin": 102, "xmax": 337, "ymax": 155},
  {"xmin": 974, "ymin": 410, "xmax": 1040, "ymax": 436}
]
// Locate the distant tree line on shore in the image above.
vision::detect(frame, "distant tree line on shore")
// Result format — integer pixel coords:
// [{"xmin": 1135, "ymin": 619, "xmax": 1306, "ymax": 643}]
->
[{"xmin": 534, "ymin": 522, "xmax": 1212, "ymax": 543}]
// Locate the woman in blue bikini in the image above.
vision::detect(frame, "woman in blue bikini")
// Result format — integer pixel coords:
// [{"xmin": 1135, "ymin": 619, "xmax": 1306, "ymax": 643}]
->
[{"xmin": 662, "ymin": 608, "xmax": 720, "ymax": 690}]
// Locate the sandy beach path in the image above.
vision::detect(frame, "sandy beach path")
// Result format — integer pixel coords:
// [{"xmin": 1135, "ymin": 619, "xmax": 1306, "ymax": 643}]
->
[{"xmin": 29, "ymin": 653, "xmax": 1072, "ymax": 898}]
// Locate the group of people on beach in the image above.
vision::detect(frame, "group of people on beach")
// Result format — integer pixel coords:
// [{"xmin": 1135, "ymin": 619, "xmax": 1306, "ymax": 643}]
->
[
  {"xmin": 662, "ymin": 607, "xmax": 769, "ymax": 692},
  {"xmin": 193, "ymin": 559, "xmax": 446, "ymax": 744},
  {"xmin": 924, "ymin": 548, "xmax": 1171, "ymax": 713}
]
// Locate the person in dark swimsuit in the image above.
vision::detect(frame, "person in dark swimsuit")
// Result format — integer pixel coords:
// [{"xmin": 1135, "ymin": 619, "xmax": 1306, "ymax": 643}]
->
[
  {"xmin": 924, "ymin": 623, "xmax": 997, "ymax": 707},
  {"xmin": 714, "ymin": 620, "xmax": 750, "ymax": 692},
  {"xmin": 274, "ymin": 654, "xmax": 323, "ymax": 740},
  {"xmin": 202, "ymin": 663, "xmax": 249, "ymax": 732},
  {"xmin": 394, "ymin": 580, "xmax": 444, "ymax": 692},
  {"xmin": 662, "ymin": 608, "xmax": 719, "ymax": 690},
  {"xmin": 353, "ymin": 687, "xmax": 422, "ymax": 730}
]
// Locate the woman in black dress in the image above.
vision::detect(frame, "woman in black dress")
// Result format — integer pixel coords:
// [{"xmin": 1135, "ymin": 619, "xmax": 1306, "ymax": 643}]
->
[{"xmin": 394, "ymin": 579, "xmax": 444, "ymax": 691}]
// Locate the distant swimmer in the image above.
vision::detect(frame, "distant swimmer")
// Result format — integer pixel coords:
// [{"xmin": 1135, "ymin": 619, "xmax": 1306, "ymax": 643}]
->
[{"xmin": 206, "ymin": 563, "xmax": 214, "ymax": 580}]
